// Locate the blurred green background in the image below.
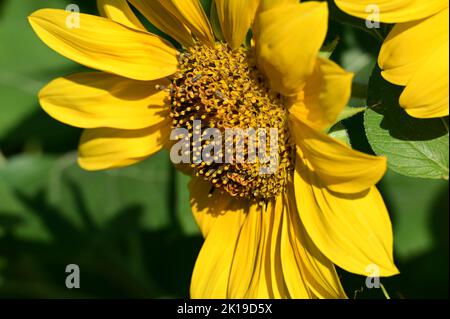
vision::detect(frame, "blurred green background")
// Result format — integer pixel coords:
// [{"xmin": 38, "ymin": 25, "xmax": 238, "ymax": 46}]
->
[{"xmin": 0, "ymin": 0, "xmax": 448, "ymax": 299}]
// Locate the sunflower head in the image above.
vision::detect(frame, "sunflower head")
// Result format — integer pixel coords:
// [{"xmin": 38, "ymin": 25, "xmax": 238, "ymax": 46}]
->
[
  {"xmin": 169, "ymin": 43, "xmax": 294, "ymax": 202},
  {"xmin": 28, "ymin": 0, "xmax": 399, "ymax": 299}
]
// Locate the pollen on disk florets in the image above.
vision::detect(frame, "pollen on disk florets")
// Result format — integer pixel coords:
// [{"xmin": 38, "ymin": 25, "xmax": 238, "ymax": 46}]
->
[{"xmin": 168, "ymin": 43, "xmax": 294, "ymax": 203}]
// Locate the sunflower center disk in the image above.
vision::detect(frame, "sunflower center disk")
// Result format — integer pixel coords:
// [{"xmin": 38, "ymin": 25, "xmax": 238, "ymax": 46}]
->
[{"xmin": 168, "ymin": 43, "xmax": 294, "ymax": 202}]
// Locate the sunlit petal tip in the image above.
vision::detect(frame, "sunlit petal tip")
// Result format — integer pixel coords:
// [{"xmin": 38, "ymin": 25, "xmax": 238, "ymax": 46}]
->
[
  {"xmin": 397, "ymin": 42, "xmax": 449, "ymax": 119},
  {"xmin": 28, "ymin": 9, "xmax": 179, "ymax": 81},
  {"xmin": 294, "ymin": 161, "xmax": 398, "ymax": 279},
  {"xmin": 215, "ymin": 0, "xmax": 260, "ymax": 50},
  {"xmin": 295, "ymin": 57, "xmax": 354, "ymax": 130},
  {"xmin": 128, "ymin": 0, "xmax": 195, "ymax": 48},
  {"xmin": 78, "ymin": 122, "xmax": 170, "ymax": 171},
  {"xmin": 161, "ymin": 0, "xmax": 215, "ymax": 46},
  {"xmin": 381, "ymin": 264, "xmax": 401, "ymax": 277},
  {"xmin": 335, "ymin": 0, "xmax": 448, "ymax": 23},
  {"xmin": 378, "ymin": 8, "xmax": 449, "ymax": 87},
  {"xmin": 290, "ymin": 115, "xmax": 387, "ymax": 193},
  {"xmin": 39, "ymin": 72, "xmax": 170, "ymax": 130},
  {"xmin": 260, "ymin": 0, "xmax": 300, "ymax": 12},
  {"xmin": 255, "ymin": 1, "xmax": 329, "ymax": 95},
  {"xmin": 97, "ymin": 0, "xmax": 145, "ymax": 30}
]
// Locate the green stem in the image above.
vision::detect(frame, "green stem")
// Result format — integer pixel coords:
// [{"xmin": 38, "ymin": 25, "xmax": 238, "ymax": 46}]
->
[
  {"xmin": 371, "ymin": 29, "xmax": 385, "ymax": 44},
  {"xmin": 440, "ymin": 118, "xmax": 449, "ymax": 133},
  {"xmin": 380, "ymin": 283, "xmax": 391, "ymax": 300}
]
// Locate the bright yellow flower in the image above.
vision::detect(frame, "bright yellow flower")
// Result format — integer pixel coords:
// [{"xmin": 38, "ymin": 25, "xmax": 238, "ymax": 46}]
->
[
  {"xmin": 29, "ymin": 0, "xmax": 398, "ymax": 298},
  {"xmin": 335, "ymin": 0, "xmax": 449, "ymax": 119}
]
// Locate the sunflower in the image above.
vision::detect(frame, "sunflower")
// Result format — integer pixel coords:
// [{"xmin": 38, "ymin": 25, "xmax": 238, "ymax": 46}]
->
[
  {"xmin": 29, "ymin": 0, "xmax": 398, "ymax": 298},
  {"xmin": 335, "ymin": 0, "xmax": 449, "ymax": 119}
]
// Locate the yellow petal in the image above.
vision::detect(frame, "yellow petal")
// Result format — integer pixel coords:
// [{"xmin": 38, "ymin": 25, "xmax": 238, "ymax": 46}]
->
[
  {"xmin": 190, "ymin": 178, "xmax": 291, "ymax": 299},
  {"xmin": 228, "ymin": 197, "xmax": 293, "ymax": 298},
  {"xmin": 28, "ymin": 9, "xmax": 178, "ymax": 81},
  {"xmin": 259, "ymin": 198, "xmax": 291, "ymax": 298},
  {"xmin": 277, "ymin": 194, "xmax": 311, "ymax": 299},
  {"xmin": 255, "ymin": 1, "xmax": 328, "ymax": 95},
  {"xmin": 97, "ymin": 0, "xmax": 145, "ymax": 30},
  {"xmin": 190, "ymin": 177, "xmax": 348, "ymax": 298},
  {"xmin": 399, "ymin": 42, "xmax": 449, "ymax": 118},
  {"xmin": 259, "ymin": 0, "xmax": 298, "ymax": 11},
  {"xmin": 189, "ymin": 177, "xmax": 240, "ymax": 237},
  {"xmin": 294, "ymin": 161, "xmax": 399, "ymax": 277},
  {"xmin": 289, "ymin": 57, "xmax": 353, "ymax": 130},
  {"xmin": 128, "ymin": 0, "xmax": 194, "ymax": 48},
  {"xmin": 190, "ymin": 208, "xmax": 245, "ymax": 299},
  {"xmin": 189, "ymin": 177, "xmax": 248, "ymax": 298},
  {"xmin": 283, "ymin": 189, "xmax": 347, "ymax": 299},
  {"xmin": 379, "ymin": 8, "xmax": 449, "ymax": 86},
  {"xmin": 335, "ymin": 0, "xmax": 448, "ymax": 23},
  {"xmin": 215, "ymin": 0, "xmax": 260, "ymax": 49},
  {"xmin": 40, "ymin": 72, "xmax": 169, "ymax": 130},
  {"xmin": 290, "ymin": 115, "xmax": 387, "ymax": 194},
  {"xmin": 228, "ymin": 202, "xmax": 275, "ymax": 298},
  {"xmin": 161, "ymin": 0, "xmax": 214, "ymax": 46},
  {"xmin": 78, "ymin": 120, "xmax": 170, "ymax": 170}
]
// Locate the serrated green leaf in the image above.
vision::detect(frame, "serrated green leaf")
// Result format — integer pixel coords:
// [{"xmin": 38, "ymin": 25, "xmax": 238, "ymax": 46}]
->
[
  {"xmin": 365, "ymin": 70, "xmax": 449, "ymax": 180},
  {"xmin": 337, "ymin": 106, "xmax": 367, "ymax": 123}
]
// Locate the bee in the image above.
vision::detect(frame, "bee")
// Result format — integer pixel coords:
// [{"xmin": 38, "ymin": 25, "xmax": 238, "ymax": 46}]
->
[
  {"xmin": 178, "ymin": 52, "xmax": 191, "ymax": 63},
  {"xmin": 192, "ymin": 73, "xmax": 203, "ymax": 83},
  {"xmin": 215, "ymin": 90, "xmax": 227, "ymax": 101}
]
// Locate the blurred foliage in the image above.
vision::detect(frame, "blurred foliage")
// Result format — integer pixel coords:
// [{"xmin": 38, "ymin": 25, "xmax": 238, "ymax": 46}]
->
[{"xmin": 0, "ymin": 0, "xmax": 448, "ymax": 299}]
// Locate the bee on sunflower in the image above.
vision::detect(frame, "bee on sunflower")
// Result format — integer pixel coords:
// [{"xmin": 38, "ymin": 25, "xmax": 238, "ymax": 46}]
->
[{"xmin": 29, "ymin": 0, "xmax": 398, "ymax": 298}]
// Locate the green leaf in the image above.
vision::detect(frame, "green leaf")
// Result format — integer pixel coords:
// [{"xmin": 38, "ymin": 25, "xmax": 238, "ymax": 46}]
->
[
  {"xmin": 325, "ymin": 106, "xmax": 366, "ymax": 134},
  {"xmin": 0, "ymin": 154, "xmax": 57, "ymax": 242},
  {"xmin": 0, "ymin": 151, "xmax": 196, "ymax": 240},
  {"xmin": 379, "ymin": 170, "xmax": 448, "ymax": 260},
  {"xmin": 0, "ymin": 0, "xmax": 76, "ymax": 139},
  {"xmin": 364, "ymin": 69, "xmax": 449, "ymax": 180},
  {"xmin": 0, "ymin": 153, "xmax": 55, "ymax": 195},
  {"xmin": 0, "ymin": 152, "xmax": 201, "ymax": 298},
  {"xmin": 328, "ymin": 123, "xmax": 351, "ymax": 146},
  {"xmin": 176, "ymin": 171, "xmax": 199, "ymax": 235},
  {"xmin": 46, "ymin": 151, "xmax": 175, "ymax": 231},
  {"xmin": 337, "ymin": 106, "xmax": 367, "ymax": 123}
]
